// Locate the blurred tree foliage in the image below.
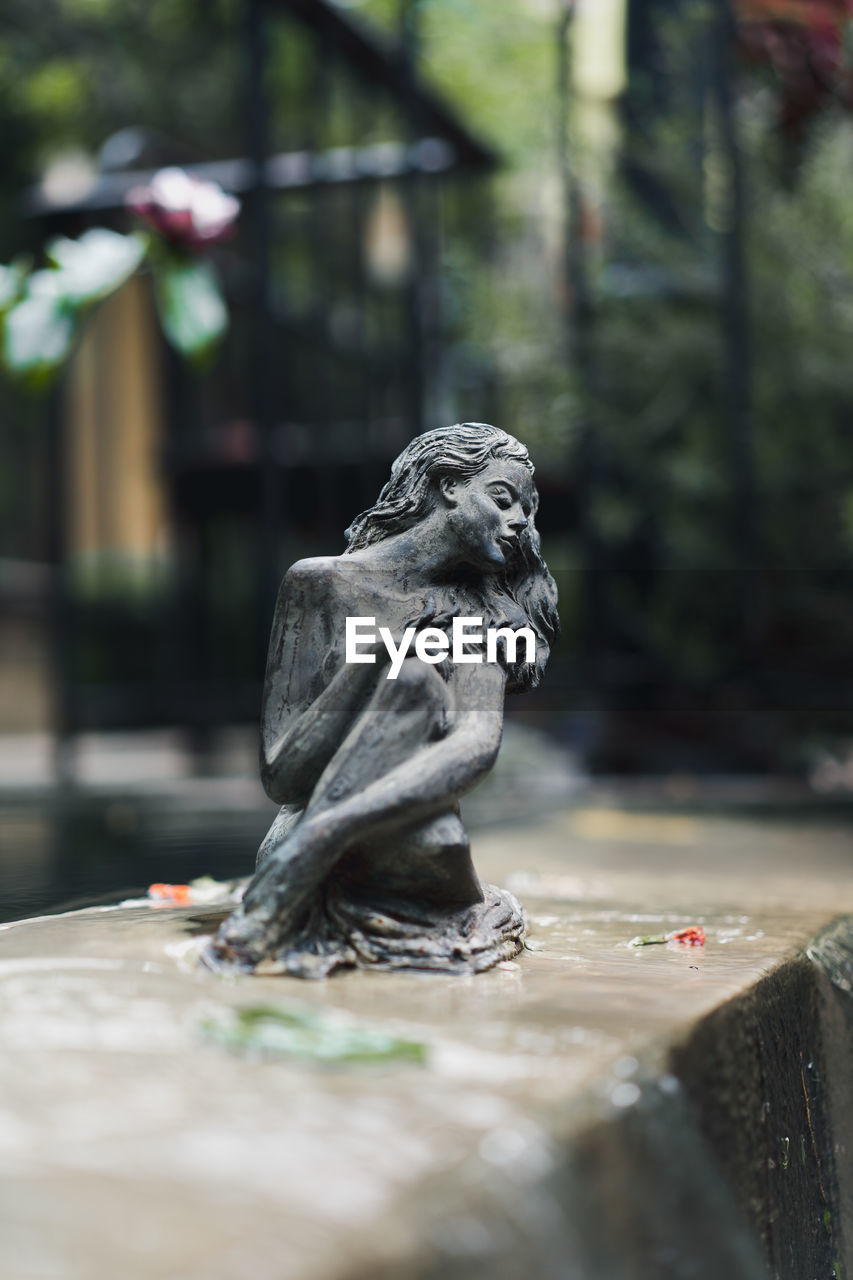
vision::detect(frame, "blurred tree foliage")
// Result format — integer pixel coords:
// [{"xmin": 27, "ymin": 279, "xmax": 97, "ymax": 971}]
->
[
  {"xmin": 0, "ymin": 1, "xmax": 235, "ymax": 261},
  {"xmin": 426, "ymin": 2, "xmax": 853, "ymax": 763},
  {"xmin": 2, "ymin": 0, "xmax": 853, "ymax": 762},
  {"xmin": 583, "ymin": 107, "xmax": 853, "ymax": 679},
  {"xmin": 552, "ymin": 15, "xmax": 853, "ymax": 766}
]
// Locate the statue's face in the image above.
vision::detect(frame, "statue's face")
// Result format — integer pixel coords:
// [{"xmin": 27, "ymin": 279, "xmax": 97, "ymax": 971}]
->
[{"xmin": 442, "ymin": 458, "xmax": 535, "ymax": 572}]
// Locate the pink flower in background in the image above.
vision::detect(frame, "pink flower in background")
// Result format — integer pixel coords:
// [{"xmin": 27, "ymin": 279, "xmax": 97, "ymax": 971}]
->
[
  {"xmin": 736, "ymin": 0, "xmax": 853, "ymax": 141},
  {"xmin": 126, "ymin": 167, "xmax": 240, "ymax": 250}
]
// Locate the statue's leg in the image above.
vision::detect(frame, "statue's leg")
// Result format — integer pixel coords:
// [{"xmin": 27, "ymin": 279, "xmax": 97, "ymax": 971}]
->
[
  {"xmin": 213, "ymin": 658, "xmax": 454, "ymax": 962},
  {"xmin": 256, "ymin": 803, "xmax": 302, "ymax": 869}
]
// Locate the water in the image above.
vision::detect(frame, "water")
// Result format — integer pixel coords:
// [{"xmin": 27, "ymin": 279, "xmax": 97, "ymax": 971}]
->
[
  {"xmin": 0, "ymin": 722, "xmax": 584, "ymax": 922},
  {"xmin": 0, "ymin": 787, "xmax": 548, "ymax": 923},
  {"xmin": 0, "ymin": 792, "xmax": 272, "ymax": 922},
  {"xmin": 3, "ymin": 766, "xmax": 850, "ymax": 926}
]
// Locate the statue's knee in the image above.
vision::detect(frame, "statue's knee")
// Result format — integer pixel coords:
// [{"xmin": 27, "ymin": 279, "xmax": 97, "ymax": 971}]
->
[{"xmin": 390, "ymin": 655, "xmax": 446, "ymax": 695}]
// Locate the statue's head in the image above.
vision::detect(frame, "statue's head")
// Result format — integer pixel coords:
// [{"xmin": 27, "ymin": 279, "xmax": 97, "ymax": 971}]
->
[{"xmin": 345, "ymin": 423, "xmax": 559, "ymax": 690}]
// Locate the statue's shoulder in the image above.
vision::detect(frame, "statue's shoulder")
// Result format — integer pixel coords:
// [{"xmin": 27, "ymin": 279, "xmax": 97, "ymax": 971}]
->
[
  {"xmin": 282, "ymin": 554, "xmax": 347, "ymax": 588},
  {"xmin": 279, "ymin": 555, "xmax": 361, "ymax": 611},
  {"xmin": 285, "ymin": 554, "xmax": 341, "ymax": 576}
]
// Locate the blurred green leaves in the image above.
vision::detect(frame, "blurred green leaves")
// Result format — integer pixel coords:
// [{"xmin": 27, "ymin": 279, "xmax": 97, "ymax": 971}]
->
[
  {"xmin": 0, "ymin": 257, "xmax": 28, "ymax": 311},
  {"xmin": 201, "ymin": 1003, "xmax": 427, "ymax": 1066},
  {"xmin": 152, "ymin": 257, "xmax": 228, "ymax": 361},
  {"xmin": 22, "ymin": 60, "xmax": 92, "ymax": 125},
  {"xmin": 0, "ymin": 225, "xmax": 229, "ymax": 387},
  {"xmin": 2, "ymin": 228, "xmax": 145, "ymax": 386},
  {"xmin": 4, "ymin": 277, "xmax": 76, "ymax": 383}
]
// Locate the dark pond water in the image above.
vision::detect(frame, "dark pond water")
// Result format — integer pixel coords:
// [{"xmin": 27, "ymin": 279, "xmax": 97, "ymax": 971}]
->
[
  {"xmin": 0, "ymin": 723, "xmax": 589, "ymax": 922},
  {"xmin": 3, "ymin": 773, "xmax": 852, "ymax": 925},
  {"xmin": 0, "ymin": 789, "xmax": 536, "ymax": 923},
  {"xmin": 0, "ymin": 792, "xmax": 274, "ymax": 922}
]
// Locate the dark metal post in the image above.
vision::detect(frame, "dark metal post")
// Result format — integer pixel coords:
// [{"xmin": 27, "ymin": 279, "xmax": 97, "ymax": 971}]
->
[
  {"xmin": 399, "ymin": 0, "xmax": 426, "ymax": 439},
  {"xmin": 351, "ymin": 90, "xmax": 373, "ymax": 438},
  {"xmin": 556, "ymin": 0, "xmax": 604, "ymax": 680},
  {"xmin": 46, "ymin": 379, "xmax": 74, "ymax": 787},
  {"xmin": 245, "ymin": 0, "xmax": 281, "ymax": 671},
  {"xmin": 710, "ymin": 0, "xmax": 761, "ymax": 663},
  {"xmin": 307, "ymin": 30, "xmax": 338, "ymax": 537}
]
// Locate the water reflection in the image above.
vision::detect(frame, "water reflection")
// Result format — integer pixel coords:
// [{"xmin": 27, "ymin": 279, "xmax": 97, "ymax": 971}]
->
[
  {"xmin": 0, "ymin": 793, "xmax": 273, "ymax": 922},
  {"xmin": 0, "ymin": 722, "xmax": 583, "ymax": 923},
  {"xmin": 0, "ymin": 808, "xmax": 55, "ymax": 919}
]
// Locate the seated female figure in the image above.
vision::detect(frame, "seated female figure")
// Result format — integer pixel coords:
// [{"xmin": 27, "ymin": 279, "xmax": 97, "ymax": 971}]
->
[{"xmin": 207, "ymin": 422, "xmax": 558, "ymax": 977}]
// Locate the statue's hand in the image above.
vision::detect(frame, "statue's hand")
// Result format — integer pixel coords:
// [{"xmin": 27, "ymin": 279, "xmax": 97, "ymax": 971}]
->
[
  {"xmin": 207, "ymin": 823, "xmax": 319, "ymax": 970},
  {"xmin": 208, "ymin": 902, "xmax": 268, "ymax": 969}
]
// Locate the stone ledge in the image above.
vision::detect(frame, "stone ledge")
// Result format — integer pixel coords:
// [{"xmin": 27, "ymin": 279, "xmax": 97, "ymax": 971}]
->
[
  {"xmin": 1, "ymin": 810, "xmax": 852, "ymax": 1279},
  {"xmin": 350, "ymin": 918, "xmax": 853, "ymax": 1280}
]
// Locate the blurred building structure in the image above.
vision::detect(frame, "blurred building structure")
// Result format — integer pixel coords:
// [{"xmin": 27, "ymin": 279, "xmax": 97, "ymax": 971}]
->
[
  {"xmin": 2, "ymin": 0, "xmax": 852, "ymax": 778},
  {"xmin": 553, "ymin": 0, "xmax": 853, "ymax": 773},
  {"xmin": 0, "ymin": 0, "xmax": 498, "ymax": 754}
]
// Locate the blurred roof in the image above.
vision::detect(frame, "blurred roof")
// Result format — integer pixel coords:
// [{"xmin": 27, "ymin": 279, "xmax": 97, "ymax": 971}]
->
[
  {"xmin": 25, "ymin": 139, "xmax": 484, "ymax": 217},
  {"xmin": 25, "ymin": 0, "xmax": 497, "ymax": 217}
]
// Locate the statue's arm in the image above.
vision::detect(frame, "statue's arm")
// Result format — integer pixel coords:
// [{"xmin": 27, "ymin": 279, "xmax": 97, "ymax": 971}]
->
[
  {"xmin": 259, "ymin": 563, "xmax": 376, "ymax": 806},
  {"xmin": 318, "ymin": 707, "xmax": 503, "ymax": 838},
  {"xmin": 245, "ymin": 661, "xmax": 506, "ymax": 914}
]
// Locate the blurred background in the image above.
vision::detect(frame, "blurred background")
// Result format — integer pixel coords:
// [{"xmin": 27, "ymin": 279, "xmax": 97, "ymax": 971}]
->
[{"xmin": 2, "ymin": 0, "xmax": 853, "ymax": 919}]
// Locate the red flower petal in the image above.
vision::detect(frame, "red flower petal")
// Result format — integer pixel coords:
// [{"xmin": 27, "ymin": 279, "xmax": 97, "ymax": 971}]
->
[
  {"xmin": 148, "ymin": 883, "xmax": 192, "ymax": 905},
  {"xmin": 668, "ymin": 925, "xmax": 706, "ymax": 946}
]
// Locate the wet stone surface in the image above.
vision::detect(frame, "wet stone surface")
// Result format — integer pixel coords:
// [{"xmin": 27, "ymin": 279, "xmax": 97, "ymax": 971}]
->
[{"xmin": 2, "ymin": 807, "xmax": 852, "ymax": 1279}]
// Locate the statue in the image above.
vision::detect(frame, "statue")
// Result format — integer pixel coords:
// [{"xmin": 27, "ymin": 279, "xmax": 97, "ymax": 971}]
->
[{"xmin": 205, "ymin": 423, "xmax": 559, "ymax": 977}]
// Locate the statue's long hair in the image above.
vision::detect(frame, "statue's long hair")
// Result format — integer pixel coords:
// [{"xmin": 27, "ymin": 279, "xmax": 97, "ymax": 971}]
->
[{"xmin": 345, "ymin": 423, "xmax": 559, "ymax": 692}]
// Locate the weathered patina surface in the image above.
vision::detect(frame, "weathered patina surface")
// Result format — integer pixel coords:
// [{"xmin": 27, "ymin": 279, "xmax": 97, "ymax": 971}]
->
[{"xmin": 207, "ymin": 424, "xmax": 559, "ymax": 977}]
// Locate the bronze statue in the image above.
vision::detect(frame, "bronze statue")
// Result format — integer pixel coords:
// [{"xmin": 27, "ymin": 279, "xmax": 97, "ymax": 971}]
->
[{"xmin": 205, "ymin": 423, "xmax": 558, "ymax": 977}]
